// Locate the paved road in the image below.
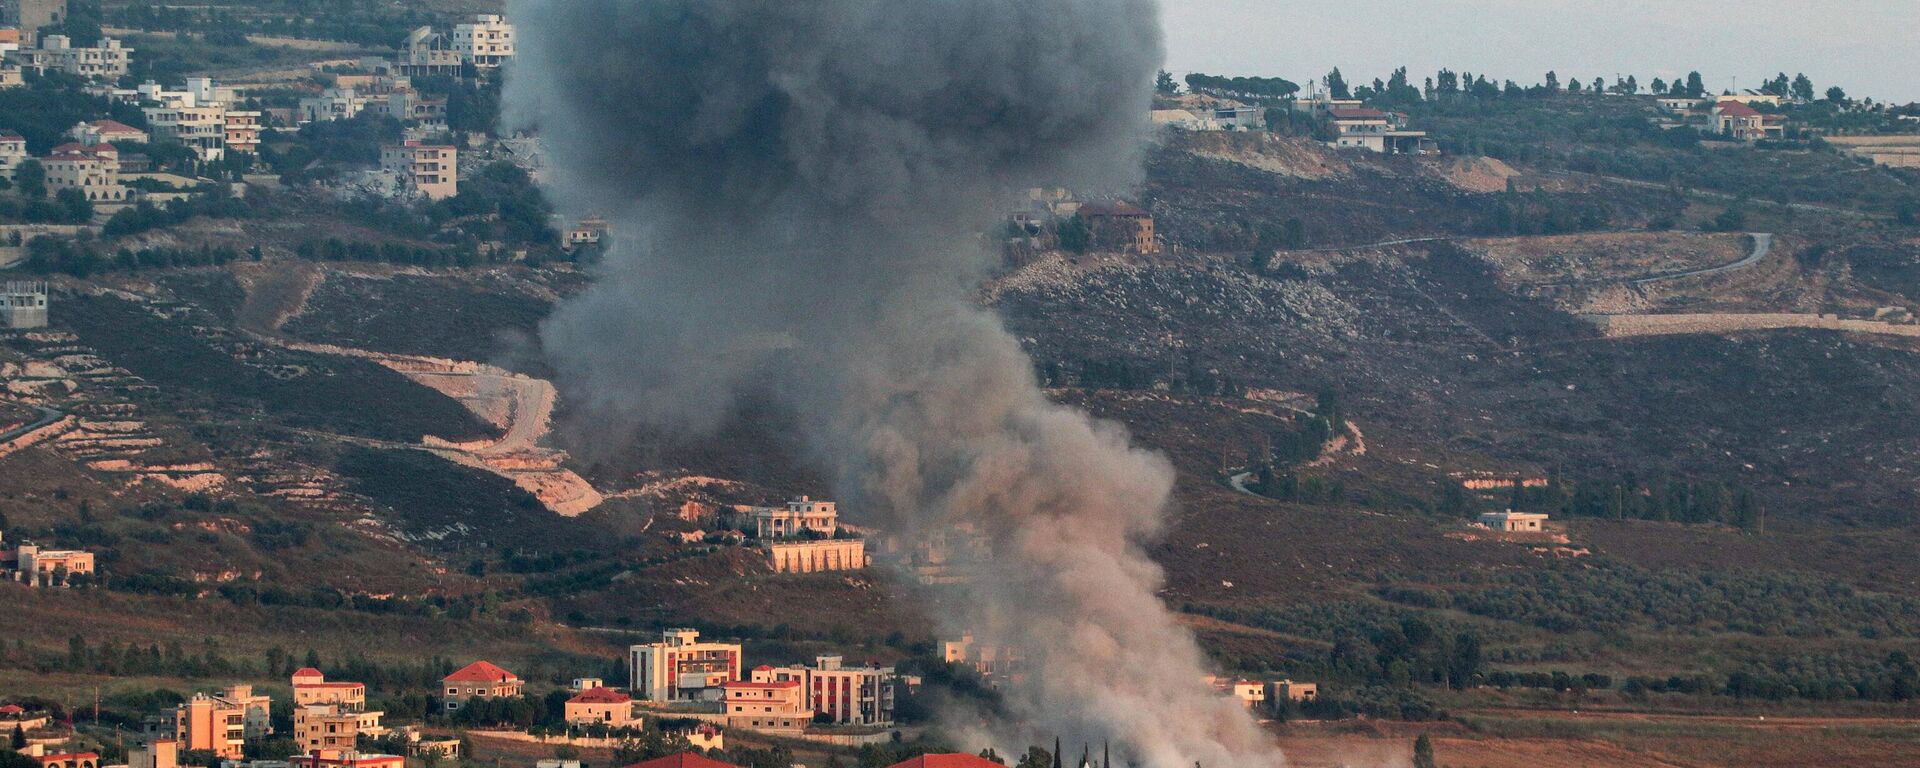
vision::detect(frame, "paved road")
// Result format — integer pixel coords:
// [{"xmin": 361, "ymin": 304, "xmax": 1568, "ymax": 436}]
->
[
  {"xmin": 1630, "ymin": 232, "xmax": 1773, "ymax": 285},
  {"xmin": 1294, "ymin": 236, "xmax": 1451, "ymax": 253},
  {"xmin": 0, "ymin": 405, "xmax": 64, "ymax": 445}
]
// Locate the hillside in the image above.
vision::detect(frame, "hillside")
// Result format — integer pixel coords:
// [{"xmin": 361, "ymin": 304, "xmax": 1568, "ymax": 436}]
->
[{"xmin": 4, "ymin": 89, "xmax": 1920, "ymax": 761}]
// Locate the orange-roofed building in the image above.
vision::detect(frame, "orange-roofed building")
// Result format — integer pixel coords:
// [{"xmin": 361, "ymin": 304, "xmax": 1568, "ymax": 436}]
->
[
  {"xmin": 564, "ymin": 686, "xmax": 637, "ymax": 727},
  {"xmin": 888, "ymin": 755, "xmax": 1008, "ymax": 768},
  {"xmin": 442, "ymin": 660, "xmax": 521, "ymax": 712},
  {"xmin": 620, "ymin": 753, "xmax": 742, "ymax": 768}
]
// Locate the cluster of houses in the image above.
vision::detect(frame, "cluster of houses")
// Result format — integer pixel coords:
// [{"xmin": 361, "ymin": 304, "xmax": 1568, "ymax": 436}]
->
[
  {"xmin": 1150, "ymin": 90, "xmax": 1437, "ymax": 156},
  {"xmin": 1, "ymin": 1, "xmax": 132, "ymax": 83},
  {"xmin": 1209, "ymin": 677, "xmax": 1320, "ymax": 716},
  {"xmin": 629, "ymin": 628, "xmax": 903, "ymax": 735},
  {"xmin": 0, "ymin": 530, "xmax": 93, "ymax": 586},
  {"xmin": 1656, "ymin": 92, "xmax": 1790, "ymax": 142},
  {"xmin": 1004, "ymin": 189, "xmax": 1162, "ymax": 256},
  {"xmin": 0, "ymin": 5, "xmax": 493, "ymax": 204}
]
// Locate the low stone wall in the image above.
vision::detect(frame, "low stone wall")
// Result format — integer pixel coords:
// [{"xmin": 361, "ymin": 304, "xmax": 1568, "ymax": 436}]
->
[
  {"xmin": 765, "ymin": 539, "xmax": 868, "ymax": 574},
  {"xmin": 1583, "ymin": 313, "xmax": 1920, "ymax": 339},
  {"xmin": 0, "ymin": 414, "xmax": 76, "ymax": 459}
]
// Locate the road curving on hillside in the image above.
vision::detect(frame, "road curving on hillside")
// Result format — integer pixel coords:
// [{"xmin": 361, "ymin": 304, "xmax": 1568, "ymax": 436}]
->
[{"xmin": 1629, "ymin": 232, "xmax": 1772, "ymax": 285}]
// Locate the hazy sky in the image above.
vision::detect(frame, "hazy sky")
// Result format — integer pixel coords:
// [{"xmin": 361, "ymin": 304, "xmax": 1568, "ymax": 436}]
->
[{"xmin": 1161, "ymin": 0, "xmax": 1920, "ymax": 104}]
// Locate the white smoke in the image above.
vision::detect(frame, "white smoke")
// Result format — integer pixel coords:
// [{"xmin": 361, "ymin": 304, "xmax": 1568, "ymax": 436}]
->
[{"xmin": 503, "ymin": 1, "xmax": 1284, "ymax": 765}]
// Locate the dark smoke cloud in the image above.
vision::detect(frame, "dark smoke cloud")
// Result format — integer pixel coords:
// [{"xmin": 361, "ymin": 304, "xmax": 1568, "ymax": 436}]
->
[{"xmin": 505, "ymin": 1, "xmax": 1282, "ymax": 764}]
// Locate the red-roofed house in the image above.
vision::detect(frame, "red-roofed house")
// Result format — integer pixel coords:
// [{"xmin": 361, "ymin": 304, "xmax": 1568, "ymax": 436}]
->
[
  {"xmin": 564, "ymin": 686, "xmax": 636, "ymax": 727},
  {"xmin": 721, "ymin": 679, "xmax": 808, "ymax": 735},
  {"xmin": 68, "ymin": 119, "xmax": 147, "ymax": 146},
  {"xmin": 1710, "ymin": 100, "xmax": 1766, "ymax": 140},
  {"xmin": 1078, "ymin": 200, "xmax": 1159, "ymax": 255},
  {"xmin": 441, "ymin": 661, "xmax": 521, "ymax": 711},
  {"xmin": 41, "ymin": 142, "xmax": 125, "ymax": 204},
  {"xmin": 620, "ymin": 753, "xmax": 742, "ymax": 768},
  {"xmin": 887, "ymin": 755, "xmax": 1007, "ymax": 768}
]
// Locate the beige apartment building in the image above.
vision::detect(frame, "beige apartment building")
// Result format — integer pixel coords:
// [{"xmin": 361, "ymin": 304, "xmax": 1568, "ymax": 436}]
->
[{"xmin": 380, "ymin": 141, "xmax": 458, "ymax": 200}]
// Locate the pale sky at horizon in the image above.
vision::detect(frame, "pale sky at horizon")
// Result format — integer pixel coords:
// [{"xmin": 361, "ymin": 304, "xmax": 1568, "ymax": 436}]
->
[{"xmin": 1160, "ymin": 0, "xmax": 1920, "ymax": 104}]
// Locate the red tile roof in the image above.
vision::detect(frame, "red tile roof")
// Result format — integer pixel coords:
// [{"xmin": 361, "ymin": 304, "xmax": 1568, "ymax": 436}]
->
[
  {"xmin": 1715, "ymin": 100, "xmax": 1762, "ymax": 117},
  {"xmin": 295, "ymin": 682, "xmax": 365, "ymax": 689},
  {"xmin": 292, "ymin": 667, "xmax": 324, "ymax": 677},
  {"xmin": 444, "ymin": 660, "xmax": 519, "ymax": 683},
  {"xmin": 888, "ymin": 755, "xmax": 1007, "ymax": 768},
  {"xmin": 567, "ymin": 687, "xmax": 632, "ymax": 704},
  {"xmin": 1080, "ymin": 200, "xmax": 1150, "ymax": 217},
  {"xmin": 89, "ymin": 120, "xmax": 143, "ymax": 134},
  {"xmin": 752, "ymin": 665, "xmax": 774, "ymax": 672},
  {"xmin": 621, "ymin": 754, "xmax": 742, "ymax": 768}
]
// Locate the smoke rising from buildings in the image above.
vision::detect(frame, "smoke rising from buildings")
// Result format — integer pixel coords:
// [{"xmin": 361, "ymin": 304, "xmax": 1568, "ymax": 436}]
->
[{"xmin": 504, "ymin": 1, "xmax": 1282, "ymax": 765}]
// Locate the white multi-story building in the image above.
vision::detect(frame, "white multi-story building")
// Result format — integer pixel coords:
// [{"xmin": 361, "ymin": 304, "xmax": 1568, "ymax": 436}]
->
[
  {"xmin": 298, "ymin": 87, "xmax": 367, "ymax": 124},
  {"xmin": 630, "ymin": 628, "xmax": 743, "ymax": 702},
  {"xmin": 186, "ymin": 76, "xmax": 244, "ymax": 109},
  {"xmin": 750, "ymin": 655, "xmax": 896, "ymax": 727},
  {"xmin": 379, "ymin": 140, "xmax": 457, "ymax": 200},
  {"xmin": 1326, "ymin": 107, "xmax": 1433, "ymax": 154},
  {"xmin": 452, "ymin": 14, "xmax": 514, "ymax": 68},
  {"xmin": 0, "ymin": 131, "xmax": 27, "ymax": 181},
  {"xmin": 41, "ymin": 142, "xmax": 125, "ymax": 203},
  {"xmin": 753, "ymin": 496, "xmax": 839, "ymax": 538},
  {"xmin": 397, "ymin": 27, "xmax": 461, "ymax": 77},
  {"xmin": 395, "ymin": 14, "xmax": 513, "ymax": 76},
  {"xmin": 143, "ymin": 103, "xmax": 226, "ymax": 161},
  {"xmin": 6, "ymin": 35, "xmax": 131, "ymax": 79}
]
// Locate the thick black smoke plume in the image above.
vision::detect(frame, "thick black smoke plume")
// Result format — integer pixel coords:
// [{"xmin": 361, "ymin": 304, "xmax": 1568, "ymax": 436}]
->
[{"xmin": 505, "ymin": 1, "xmax": 1283, "ymax": 764}]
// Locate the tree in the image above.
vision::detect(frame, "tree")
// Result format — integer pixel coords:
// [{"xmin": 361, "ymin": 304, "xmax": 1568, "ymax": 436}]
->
[
  {"xmin": 1412, "ymin": 735, "xmax": 1437, "ymax": 768},
  {"xmin": 1056, "ymin": 214, "xmax": 1091, "ymax": 253},
  {"xmin": 10, "ymin": 723, "xmax": 25, "ymax": 749},
  {"xmin": 1325, "ymin": 68, "xmax": 1350, "ymax": 99},
  {"xmin": 15, "ymin": 159, "xmax": 45, "ymax": 198},
  {"xmin": 1593, "ymin": 77, "xmax": 1605, "ymax": 93},
  {"xmin": 1686, "ymin": 71, "xmax": 1706, "ymax": 98},
  {"xmin": 1792, "ymin": 73, "xmax": 1815, "ymax": 102},
  {"xmin": 1651, "ymin": 77, "xmax": 1668, "ymax": 94},
  {"xmin": 1826, "ymin": 86, "xmax": 1847, "ymax": 104},
  {"xmin": 1155, "ymin": 70, "xmax": 1178, "ymax": 95},
  {"xmin": 54, "ymin": 187, "xmax": 92, "ymax": 224},
  {"xmin": 1544, "ymin": 71, "xmax": 1559, "ymax": 91}
]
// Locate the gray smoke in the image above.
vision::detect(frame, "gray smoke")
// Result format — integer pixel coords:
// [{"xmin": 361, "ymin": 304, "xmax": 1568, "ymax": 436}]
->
[{"xmin": 504, "ymin": 1, "xmax": 1282, "ymax": 765}]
